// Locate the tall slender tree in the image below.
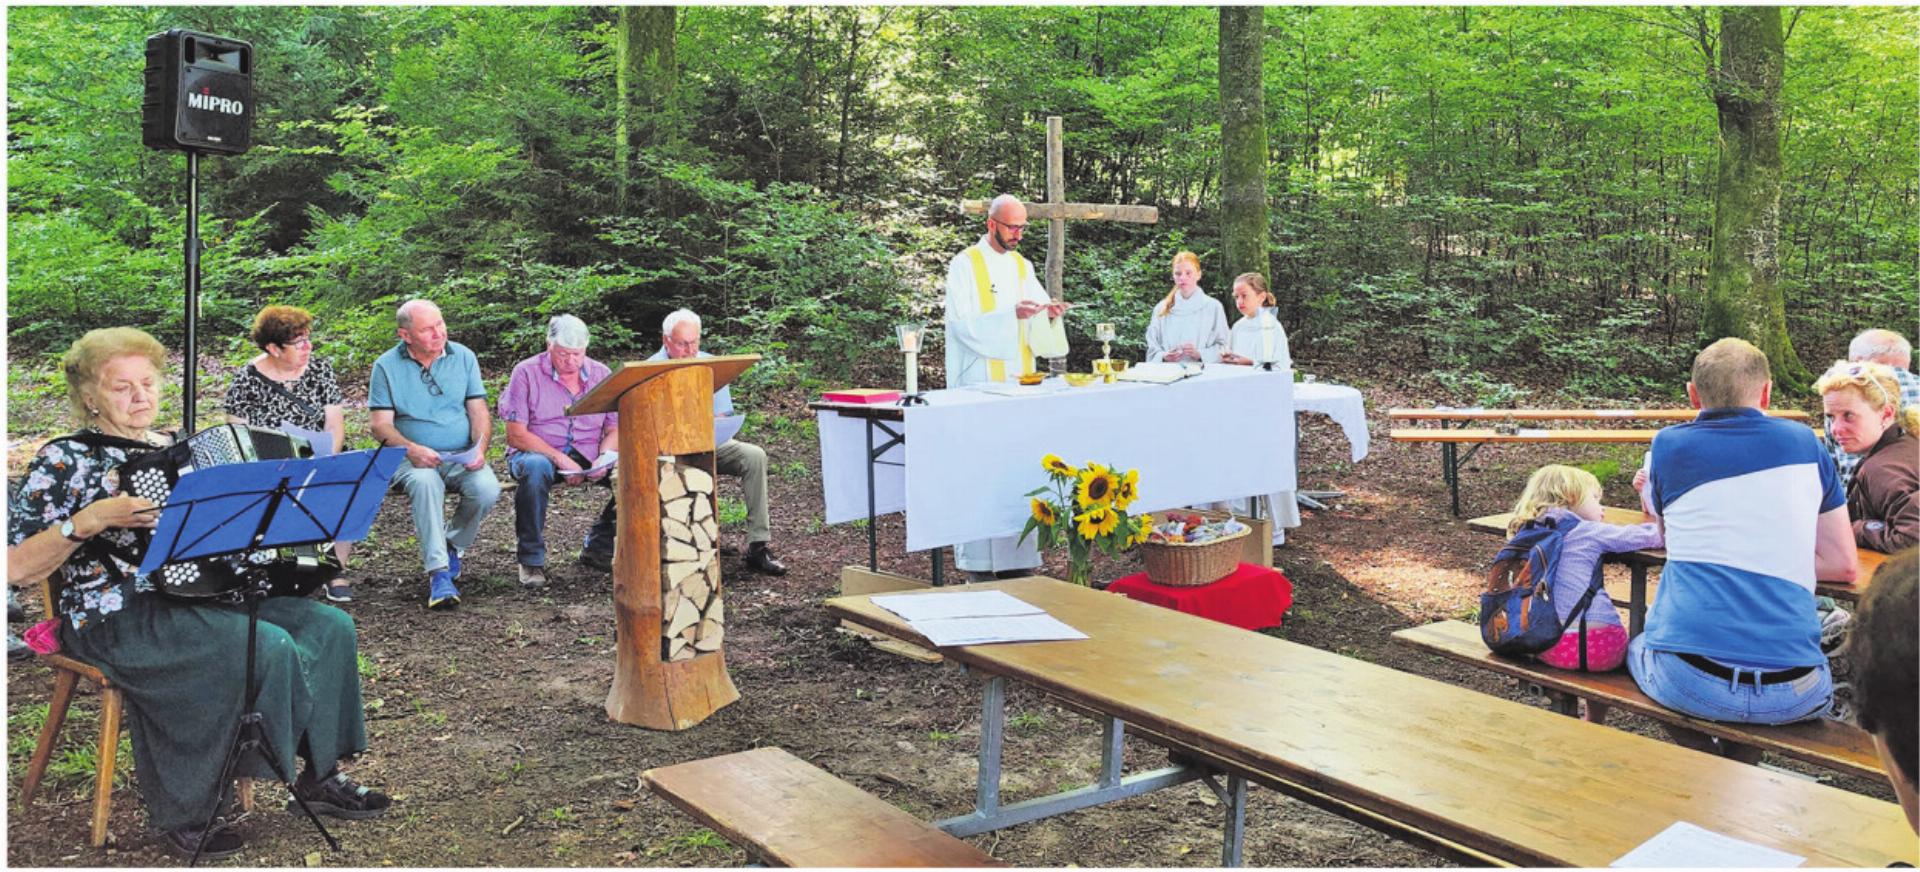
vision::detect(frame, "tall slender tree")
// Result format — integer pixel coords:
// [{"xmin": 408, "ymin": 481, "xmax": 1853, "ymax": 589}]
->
[
  {"xmin": 1704, "ymin": 7, "xmax": 1805, "ymax": 386},
  {"xmin": 616, "ymin": 5, "xmax": 677, "ymax": 212},
  {"xmin": 1219, "ymin": 6, "xmax": 1270, "ymax": 284}
]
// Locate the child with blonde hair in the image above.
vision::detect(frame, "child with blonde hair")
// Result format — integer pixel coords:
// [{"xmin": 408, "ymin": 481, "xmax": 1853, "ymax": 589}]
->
[
  {"xmin": 1220, "ymin": 272, "xmax": 1290, "ymax": 369},
  {"xmin": 1143, "ymin": 251, "xmax": 1229, "ymax": 363},
  {"xmin": 1505, "ymin": 464, "xmax": 1663, "ymax": 722}
]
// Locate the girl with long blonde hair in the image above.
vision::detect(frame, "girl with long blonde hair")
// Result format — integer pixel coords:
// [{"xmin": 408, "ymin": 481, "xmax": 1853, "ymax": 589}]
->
[{"xmin": 1143, "ymin": 250, "xmax": 1229, "ymax": 363}]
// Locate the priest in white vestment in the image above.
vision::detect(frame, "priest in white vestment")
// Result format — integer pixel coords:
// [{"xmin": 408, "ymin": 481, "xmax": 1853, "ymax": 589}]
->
[
  {"xmin": 1144, "ymin": 251, "xmax": 1230, "ymax": 363},
  {"xmin": 943, "ymin": 194, "xmax": 1070, "ymax": 579},
  {"xmin": 1218, "ymin": 272, "xmax": 1301, "ymax": 539}
]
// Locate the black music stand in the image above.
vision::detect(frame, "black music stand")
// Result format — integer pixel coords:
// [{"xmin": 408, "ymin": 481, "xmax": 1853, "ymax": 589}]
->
[{"xmin": 141, "ymin": 448, "xmax": 404, "ymax": 865}]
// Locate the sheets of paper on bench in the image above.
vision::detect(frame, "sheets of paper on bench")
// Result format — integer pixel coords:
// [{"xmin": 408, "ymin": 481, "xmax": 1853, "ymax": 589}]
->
[
  {"xmin": 870, "ymin": 590, "xmax": 1089, "ymax": 647},
  {"xmin": 1609, "ymin": 821, "xmax": 1805, "ymax": 869}
]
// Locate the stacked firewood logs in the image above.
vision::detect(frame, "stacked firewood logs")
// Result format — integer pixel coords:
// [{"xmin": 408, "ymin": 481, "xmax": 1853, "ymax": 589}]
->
[{"xmin": 659, "ymin": 458, "xmax": 724, "ymax": 661}]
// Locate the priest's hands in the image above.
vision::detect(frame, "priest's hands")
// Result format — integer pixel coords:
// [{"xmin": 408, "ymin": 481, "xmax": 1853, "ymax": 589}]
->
[
  {"xmin": 1014, "ymin": 300, "xmax": 1045, "ymax": 319},
  {"xmin": 1044, "ymin": 300, "xmax": 1071, "ymax": 319}
]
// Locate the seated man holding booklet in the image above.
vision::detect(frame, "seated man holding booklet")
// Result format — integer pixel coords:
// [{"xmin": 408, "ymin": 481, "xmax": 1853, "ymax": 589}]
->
[
  {"xmin": 650, "ymin": 309, "xmax": 786, "ymax": 576},
  {"xmin": 500, "ymin": 315, "xmax": 622, "ymax": 589}
]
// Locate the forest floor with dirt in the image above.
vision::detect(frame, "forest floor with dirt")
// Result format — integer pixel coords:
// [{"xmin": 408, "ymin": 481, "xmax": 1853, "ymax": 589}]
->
[{"xmin": 6, "ymin": 356, "xmax": 1892, "ymax": 868}]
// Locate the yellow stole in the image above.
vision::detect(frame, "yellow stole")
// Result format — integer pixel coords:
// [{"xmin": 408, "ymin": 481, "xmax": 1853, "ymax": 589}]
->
[{"xmin": 967, "ymin": 247, "xmax": 1034, "ymax": 382}]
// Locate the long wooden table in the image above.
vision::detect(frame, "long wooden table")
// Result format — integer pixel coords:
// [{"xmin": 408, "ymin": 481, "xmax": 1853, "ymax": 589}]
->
[
  {"xmin": 827, "ymin": 578, "xmax": 1915, "ymax": 868},
  {"xmin": 1467, "ymin": 508, "xmax": 1888, "ymax": 636},
  {"xmin": 1387, "ymin": 408, "xmax": 1812, "ymax": 516}
]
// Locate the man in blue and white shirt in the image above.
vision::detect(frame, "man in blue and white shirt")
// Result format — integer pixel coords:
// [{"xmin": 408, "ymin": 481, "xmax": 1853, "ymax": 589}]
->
[
  {"xmin": 1829, "ymin": 329, "xmax": 1920, "ymax": 491},
  {"xmin": 1630, "ymin": 338, "xmax": 1859, "ymax": 738}
]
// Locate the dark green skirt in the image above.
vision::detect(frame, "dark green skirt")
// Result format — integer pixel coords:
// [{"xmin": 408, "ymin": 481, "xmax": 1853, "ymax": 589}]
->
[{"xmin": 61, "ymin": 594, "xmax": 367, "ymax": 832}]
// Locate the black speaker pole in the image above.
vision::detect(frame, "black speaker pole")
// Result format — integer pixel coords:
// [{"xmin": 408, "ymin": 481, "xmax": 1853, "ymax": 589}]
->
[{"xmin": 184, "ymin": 148, "xmax": 200, "ymax": 431}]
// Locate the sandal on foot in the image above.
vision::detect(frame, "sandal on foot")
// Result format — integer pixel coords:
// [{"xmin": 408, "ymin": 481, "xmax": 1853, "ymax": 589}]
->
[{"xmin": 289, "ymin": 770, "xmax": 392, "ymax": 821}]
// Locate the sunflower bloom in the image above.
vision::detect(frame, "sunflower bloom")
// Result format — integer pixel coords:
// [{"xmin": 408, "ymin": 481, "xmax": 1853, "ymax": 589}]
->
[
  {"xmin": 1031, "ymin": 498, "xmax": 1058, "ymax": 526},
  {"xmin": 1076, "ymin": 464, "xmax": 1118, "ymax": 508},
  {"xmin": 1075, "ymin": 505, "xmax": 1120, "ymax": 539},
  {"xmin": 1130, "ymin": 514, "xmax": 1154, "ymax": 546},
  {"xmin": 1112, "ymin": 469, "xmax": 1140, "ymax": 510},
  {"xmin": 1041, "ymin": 454, "xmax": 1074, "ymax": 477}
]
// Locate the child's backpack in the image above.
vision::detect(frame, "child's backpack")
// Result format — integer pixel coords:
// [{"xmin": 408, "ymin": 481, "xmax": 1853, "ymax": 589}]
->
[{"xmin": 1479, "ymin": 514, "xmax": 1606, "ymax": 659}]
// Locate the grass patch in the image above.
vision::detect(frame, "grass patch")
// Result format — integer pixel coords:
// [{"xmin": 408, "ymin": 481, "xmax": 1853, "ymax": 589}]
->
[{"xmin": 6, "ymin": 701, "xmax": 134, "ymax": 792}]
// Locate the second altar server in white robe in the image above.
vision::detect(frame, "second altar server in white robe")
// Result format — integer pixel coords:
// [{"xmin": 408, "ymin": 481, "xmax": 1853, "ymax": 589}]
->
[
  {"xmin": 1218, "ymin": 271, "xmax": 1301, "ymax": 539},
  {"xmin": 1143, "ymin": 251, "xmax": 1230, "ymax": 363},
  {"xmin": 943, "ymin": 194, "xmax": 1070, "ymax": 578}
]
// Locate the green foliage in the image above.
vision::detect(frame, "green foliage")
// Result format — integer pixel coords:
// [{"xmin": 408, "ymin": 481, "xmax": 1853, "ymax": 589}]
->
[{"xmin": 6, "ymin": 702, "xmax": 135, "ymax": 791}]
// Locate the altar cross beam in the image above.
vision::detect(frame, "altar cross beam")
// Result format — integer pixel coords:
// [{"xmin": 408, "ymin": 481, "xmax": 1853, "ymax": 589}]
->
[{"xmin": 961, "ymin": 116, "xmax": 1158, "ymax": 301}]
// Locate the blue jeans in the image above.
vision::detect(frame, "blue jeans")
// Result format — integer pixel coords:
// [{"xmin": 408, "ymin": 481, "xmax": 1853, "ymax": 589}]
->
[
  {"xmin": 509, "ymin": 451, "xmax": 616, "ymax": 567},
  {"xmin": 391, "ymin": 460, "xmax": 501, "ymax": 577},
  {"xmin": 1627, "ymin": 634, "xmax": 1832, "ymax": 725}
]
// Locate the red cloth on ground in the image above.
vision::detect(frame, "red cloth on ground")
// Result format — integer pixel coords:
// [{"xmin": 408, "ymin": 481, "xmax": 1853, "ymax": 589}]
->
[{"xmin": 1106, "ymin": 563, "xmax": 1293, "ymax": 631}]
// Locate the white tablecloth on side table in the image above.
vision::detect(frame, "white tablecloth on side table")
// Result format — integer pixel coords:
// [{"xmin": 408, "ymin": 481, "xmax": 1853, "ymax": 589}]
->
[
  {"xmin": 1293, "ymin": 381, "xmax": 1369, "ymax": 462},
  {"xmin": 816, "ymin": 367, "xmax": 1297, "ymax": 552}
]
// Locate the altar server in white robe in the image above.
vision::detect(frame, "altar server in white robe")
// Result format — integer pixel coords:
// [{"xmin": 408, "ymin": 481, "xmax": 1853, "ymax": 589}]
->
[
  {"xmin": 944, "ymin": 194, "xmax": 1070, "ymax": 579},
  {"xmin": 1144, "ymin": 251, "xmax": 1230, "ymax": 364},
  {"xmin": 1218, "ymin": 272, "xmax": 1302, "ymax": 540}
]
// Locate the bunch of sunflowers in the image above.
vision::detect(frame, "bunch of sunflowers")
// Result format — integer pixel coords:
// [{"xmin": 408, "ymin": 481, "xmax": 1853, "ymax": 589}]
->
[{"xmin": 1018, "ymin": 454, "xmax": 1152, "ymax": 586}]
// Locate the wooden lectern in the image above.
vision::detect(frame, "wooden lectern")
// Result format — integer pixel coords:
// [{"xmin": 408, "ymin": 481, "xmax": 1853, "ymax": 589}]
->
[{"xmin": 569, "ymin": 354, "xmax": 759, "ymax": 730}]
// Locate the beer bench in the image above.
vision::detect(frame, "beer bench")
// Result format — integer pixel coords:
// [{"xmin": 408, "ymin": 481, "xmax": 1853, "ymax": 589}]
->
[
  {"xmin": 1388, "ymin": 407, "xmax": 1811, "ymax": 516},
  {"xmin": 641, "ymin": 746, "xmax": 1003, "ymax": 868},
  {"xmin": 1391, "ymin": 621, "xmax": 1884, "ymax": 781}
]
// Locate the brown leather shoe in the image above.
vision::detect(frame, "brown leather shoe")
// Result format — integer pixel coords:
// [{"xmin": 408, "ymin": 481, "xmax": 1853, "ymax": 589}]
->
[{"xmin": 745, "ymin": 542, "xmax": 787, "ymax": 576}]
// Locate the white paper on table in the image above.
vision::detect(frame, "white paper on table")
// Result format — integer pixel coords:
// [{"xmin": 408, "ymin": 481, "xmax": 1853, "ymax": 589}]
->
[
  {"xmin": 871, "ymin": 590, "xmax": 1041, "ymax": 623},
  {"xmin": 971, "ymin": 382, "xmax": 1066, "ymax": 398},
  {"xmin": 1517, "ymin": 428, "xmax": 1550, "ymax": 437},
  {"xmin": 912, "ymin": 613, "xmax": 1088, "ymax": 647},
  {"xmin": 714, "ymin": 414, "xmax": 746, "ymax": 446},
  {"xmin": 1609, "ymin": 821, "xmax": 1804, "ymax": 868},
  {"xmin": 437, "ymin": 443, "xmax": 483, "ymax": 466},
  {"xmin": 281, "ymin": 422, "xmax": 335, "ymax": 457}
]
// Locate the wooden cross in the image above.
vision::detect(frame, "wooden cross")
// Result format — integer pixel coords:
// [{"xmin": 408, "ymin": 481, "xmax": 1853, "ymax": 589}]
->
[{"xmin": 962, "ymin": 116, "xmax": 1159, "ymax": 301}]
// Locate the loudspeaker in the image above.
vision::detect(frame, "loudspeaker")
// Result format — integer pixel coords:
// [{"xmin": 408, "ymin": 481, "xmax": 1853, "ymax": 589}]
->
[{"xmin": 142, "ymin": 29, "xmax": 253, "ymax": 155}]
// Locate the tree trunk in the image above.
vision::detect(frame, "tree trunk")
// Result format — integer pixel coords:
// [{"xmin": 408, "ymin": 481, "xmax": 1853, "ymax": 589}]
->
[
  {"xmin": 1704, "ymin": 7, "xmax": 1806, "ymax": 388},
  {"xmin": 1219, "ymin": 6, "xmax": 1270, "ymax": 286},
  {"xmin": 616, "ymin": 5, "xmax": 677, "ymax": 213}
]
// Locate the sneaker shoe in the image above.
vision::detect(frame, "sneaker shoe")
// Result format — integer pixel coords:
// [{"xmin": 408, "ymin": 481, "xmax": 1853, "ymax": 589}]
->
[
  {"xmin": 322, "ymin": 578, "xmax": 354, "ymax": 604},
  {"xmin": 427, "ymin": 572, "xmax": 460, "ymax": 610},
  {"xmin": 446, "ymin": 548, "xmax": 463, "ymax": 581},
  {"xmin": 745, "ymin": 542, "xmax": 788, "ymax": 576},
  {"xmin": 289, "ymin": 769, "xmax": 392, "ymax": 821},
  {"xmin": 1819, "ymin": 605, "xmax": 1852, "ymax": 654},
  {"xmin": 517, "ymin": 564, "xmax": 548, "ymax": 590},
  {"xmin": 163, "ymin": 823, "xmax": 245, "ymax": 860},
  {"xmin": 8, "ymin": 633, "xmax": 31, "ymax": 662},
  {"xmin": 578, "ymin": 549, "xmax": 613, "ymax": 573}
]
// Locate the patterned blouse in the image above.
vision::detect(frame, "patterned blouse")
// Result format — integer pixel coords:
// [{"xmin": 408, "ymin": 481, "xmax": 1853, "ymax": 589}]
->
[
  {"xmin": 223, "ymin": 358, "xmax": 344, "ymax": 432},
  {"xmin": 8, "ymin": 432, "xmax": 163, "ymax": 632}
]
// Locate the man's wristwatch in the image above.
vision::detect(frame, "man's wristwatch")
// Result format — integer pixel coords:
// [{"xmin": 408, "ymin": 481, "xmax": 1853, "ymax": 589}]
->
[{"xmin": 60, "ymin": 519, "xmax": 89, "ymax": 543}]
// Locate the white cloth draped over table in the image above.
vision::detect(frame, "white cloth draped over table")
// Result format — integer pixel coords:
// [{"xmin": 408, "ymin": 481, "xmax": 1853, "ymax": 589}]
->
[
  {"xmin": 942, "ymin": 235, "xmax": 1069, "ymax": 571},
  {"xmin": 1144, "ymin": 289, "xmax": 1230, "ymax": 363},
  {"xmin": 813, "ymin": 367, "xmax": 1297, "ymax": 558}
]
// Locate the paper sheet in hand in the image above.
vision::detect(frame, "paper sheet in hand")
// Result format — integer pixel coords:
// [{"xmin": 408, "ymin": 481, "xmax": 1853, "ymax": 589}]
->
[
  {"xmin": 1610, "ymin": 821, "xmax": 1803, "ymax": 868},
  {"xmin": 871, "ymin": 590, "xmax": 1042, "ymax": 622},
  {"xmin": 581, "ymin": 452, "xmax": 618, "ymax": 476},
  {"xmin": 437, "ymin": 443, "xmax": 483, "ymax": 466},
  {"xmin": 912, "ymin": 613, "xmax": 1089, "ymax": 647},
  {"xmin": 281, "ymin": 422, "xmax": 335, "ymax": 456},
  {"xmin": 715, "ymin": 415, "xmax": 745, "ymax": 446}
]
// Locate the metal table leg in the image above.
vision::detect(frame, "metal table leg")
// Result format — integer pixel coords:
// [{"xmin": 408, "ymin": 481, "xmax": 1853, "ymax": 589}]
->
[
  {"xmin": 1629, "ymin": 563, "xmax": 1648, "ymax": 639},
  {"xmin": 865, "ymin": 418, "xmax": 878, "ymax": 570}
]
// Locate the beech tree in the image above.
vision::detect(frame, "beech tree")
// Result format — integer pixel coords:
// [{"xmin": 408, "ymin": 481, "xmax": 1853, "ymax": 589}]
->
[{"xmin": 1219, "ymin": 6, "xmax": 1270, "ymax": 285}]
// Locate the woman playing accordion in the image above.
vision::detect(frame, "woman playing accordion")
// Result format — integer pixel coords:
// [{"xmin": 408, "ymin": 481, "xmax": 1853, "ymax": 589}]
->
[{"xmin": 7, "ymin": 327, "xmax": 389, "ymax": 859}]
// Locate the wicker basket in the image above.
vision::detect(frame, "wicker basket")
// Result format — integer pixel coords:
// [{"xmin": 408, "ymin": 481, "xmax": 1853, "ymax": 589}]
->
[{"xmin": 1140, "ymin": 526, "xmax": 1251, "ymax": 587}]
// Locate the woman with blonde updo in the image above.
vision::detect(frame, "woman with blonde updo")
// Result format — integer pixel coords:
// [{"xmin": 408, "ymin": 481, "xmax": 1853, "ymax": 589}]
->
[
  {"xmin": 1814, "ymin": 360, "xmax": 1919, "ymax": 552},
  {"xmin": 1143, "ymin": 250, "xmax": 1229, "ymax": 363}
]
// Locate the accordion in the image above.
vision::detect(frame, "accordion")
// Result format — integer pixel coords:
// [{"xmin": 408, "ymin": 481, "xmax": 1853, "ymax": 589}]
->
[{"xmin": 117, "ymin": 424, "xmax": 340, "ymax": 601}]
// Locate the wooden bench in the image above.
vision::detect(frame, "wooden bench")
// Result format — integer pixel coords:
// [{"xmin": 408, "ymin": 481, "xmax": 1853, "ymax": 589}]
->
[
  {"xmin": 641, "ymin": 747, "xmax": 1003, "ymax": 868},
  {"xmin": 1388, "ymin": 407, "xmax": 1811, "ymax": 516},
  {"xmin": 1466, "ymin": 507, "xmax": 1887, "ymax": 637},
  {"xmin": 1392, "ymin": 621, "xmax": 1883, "ymax": 781}
]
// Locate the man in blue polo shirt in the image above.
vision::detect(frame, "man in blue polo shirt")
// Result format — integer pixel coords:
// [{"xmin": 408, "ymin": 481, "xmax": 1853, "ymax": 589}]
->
[
  {"xmin": 369, "ymin": 299, "xmax": 502, "ymax": 609},
  {"xmin": 1630, "ymin": 338, "xmax": 1859, "ymax": 743}
]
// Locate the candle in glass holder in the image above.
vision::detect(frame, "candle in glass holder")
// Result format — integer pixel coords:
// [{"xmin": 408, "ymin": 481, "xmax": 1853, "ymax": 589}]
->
[{"xmin": 1094, "ymin": 322, "xmax": 1116, "ymax": 342}]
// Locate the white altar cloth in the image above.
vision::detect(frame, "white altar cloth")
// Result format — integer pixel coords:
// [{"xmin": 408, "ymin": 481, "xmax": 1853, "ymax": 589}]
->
[
  {"xmin": 816, "ymin": 367, "xmax": 1296, "ymax": 552},
  {"xmin": 1293, "ymin": 381, "xmax": 1369, "ymax": 462}
]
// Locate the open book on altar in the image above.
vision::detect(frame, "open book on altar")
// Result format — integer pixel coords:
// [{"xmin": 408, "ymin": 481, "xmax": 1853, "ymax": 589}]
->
[{"xmin": 1117, "ymin": 362, "xmax": 1203, "ymax": 385}]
